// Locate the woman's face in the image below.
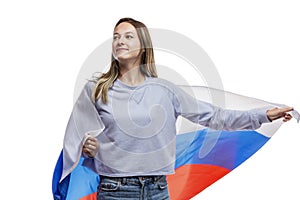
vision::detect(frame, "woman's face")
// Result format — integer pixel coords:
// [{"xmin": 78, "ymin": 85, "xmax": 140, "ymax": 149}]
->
[{"xmin": 112, "ymin": 22, "xmax": 142, "ymax": 63}]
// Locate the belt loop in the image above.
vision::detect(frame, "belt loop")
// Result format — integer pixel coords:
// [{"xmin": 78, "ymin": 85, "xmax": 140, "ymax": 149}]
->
[
  {"xmin": 154, "ymin": 175, "xmax": 163, "ymax": 182},
  {"xmin": 121, "ymin": 177, "xmax": 126, "ymax": 185}
]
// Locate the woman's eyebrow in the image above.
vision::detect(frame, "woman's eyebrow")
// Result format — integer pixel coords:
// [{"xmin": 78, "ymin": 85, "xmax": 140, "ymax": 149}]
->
[{"xmin": 113, "ymin": 31, "xmax": 135, "ymax": 35}]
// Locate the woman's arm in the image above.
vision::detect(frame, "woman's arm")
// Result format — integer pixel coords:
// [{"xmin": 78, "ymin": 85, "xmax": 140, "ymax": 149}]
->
[{"xmin": 172, "ymin": 85, "xmax": 293, "ymax": 131}]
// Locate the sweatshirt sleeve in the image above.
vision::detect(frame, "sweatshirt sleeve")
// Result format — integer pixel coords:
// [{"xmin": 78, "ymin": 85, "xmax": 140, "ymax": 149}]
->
[{"xmin": 172, "ymin": 84, "xmax": 270, "ymax": 131}]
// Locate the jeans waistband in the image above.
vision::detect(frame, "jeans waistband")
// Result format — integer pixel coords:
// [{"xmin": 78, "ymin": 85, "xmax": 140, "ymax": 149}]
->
[{"xmin": 100, "ymin": 175, "xmax": 165, "ymax": 185}]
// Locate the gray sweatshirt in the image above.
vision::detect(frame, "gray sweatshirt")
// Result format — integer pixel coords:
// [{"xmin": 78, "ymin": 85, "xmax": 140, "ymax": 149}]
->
[{"xmin": 86, "ymin": 77, "xmax": 270, "ymax": 177}]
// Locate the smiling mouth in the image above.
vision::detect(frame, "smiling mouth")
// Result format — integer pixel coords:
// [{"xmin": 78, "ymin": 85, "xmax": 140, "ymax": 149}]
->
[{"xmin": 116, "ymin": 48, "xmax": 128, "ymax": 52}]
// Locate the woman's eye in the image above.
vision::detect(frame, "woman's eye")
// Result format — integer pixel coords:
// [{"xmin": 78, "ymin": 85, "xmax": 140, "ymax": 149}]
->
[
  {"xmin": 126, "ymin": 35, "xmax": 133, "ymax": 39},
  {"xmin": 113, "ymin": 35, "xmax": 119, "ymax": 40}
]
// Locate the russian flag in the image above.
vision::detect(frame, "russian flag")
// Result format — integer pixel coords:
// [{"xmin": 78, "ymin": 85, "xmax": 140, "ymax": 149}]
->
[
  {"xmin": 52, "ymin": 85, "xmax": 299, "ymax": 200},
  {"xmin": 52, "ymin": 129, "xmax": 270, "ymax": 200}
]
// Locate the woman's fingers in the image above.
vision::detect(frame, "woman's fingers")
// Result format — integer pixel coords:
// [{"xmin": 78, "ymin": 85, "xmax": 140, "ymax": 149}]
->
[
  {"xmin": 83, "ymin": 136, "xmax": 99, "ymax": 157},
  {"xmin": 85, "ymin": 141, "xmax": 96, "ymax": 148},
  {"xmin": 283, "ymin": 113, "xmax": 293, "ymax": 122},
  {"xmin": 85, "ymin": 137, "xmax": 97, "ymax": 147},
  {"xmin": 267, "ymin": 106, "xmax": 294, "ymax": 122},
  {"xmin": 280, "ymin": 107, "xmax": 293, "ymax": 122}
]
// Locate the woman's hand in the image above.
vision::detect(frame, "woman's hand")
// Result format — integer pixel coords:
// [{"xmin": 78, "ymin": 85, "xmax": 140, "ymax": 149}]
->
[
  {"xmin": 82, "ymin": 136, "xmax": 99, "ymax": 158},
  {"xmin": 267, "ymin": 107, "xmax": 293, "ymax": 122}
]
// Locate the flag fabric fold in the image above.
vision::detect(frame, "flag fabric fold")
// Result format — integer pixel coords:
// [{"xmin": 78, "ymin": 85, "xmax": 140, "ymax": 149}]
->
[
  {"xmin": 52, "ymin": 84, "xmax": 299, "ymax": 200},
  {"xmin": 60, "ymin": 82, "xmax": 105, "ymax": 182}
]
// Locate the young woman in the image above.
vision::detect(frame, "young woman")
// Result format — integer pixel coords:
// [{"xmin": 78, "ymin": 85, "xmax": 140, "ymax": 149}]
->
[{"xmin": 81, "ymin": 18, "xmax": 293, "ymax": 200}]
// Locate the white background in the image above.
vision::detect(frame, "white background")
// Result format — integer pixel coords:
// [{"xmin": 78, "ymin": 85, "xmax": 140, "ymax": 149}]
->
[{"xmin": 0, "ymin": 0, "xmax": 299, "ymax": 199}]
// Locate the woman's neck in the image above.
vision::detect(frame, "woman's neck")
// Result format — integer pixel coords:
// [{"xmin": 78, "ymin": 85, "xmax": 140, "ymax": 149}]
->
[{"xmin": 118, "ymin": 63, "xmax": 145, "ymax": 86}]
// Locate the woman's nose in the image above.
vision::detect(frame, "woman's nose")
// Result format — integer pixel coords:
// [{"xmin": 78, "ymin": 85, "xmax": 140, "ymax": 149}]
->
[{"xmin": 117, "ymin": 36, "xmax": 125, "ymax": 46}]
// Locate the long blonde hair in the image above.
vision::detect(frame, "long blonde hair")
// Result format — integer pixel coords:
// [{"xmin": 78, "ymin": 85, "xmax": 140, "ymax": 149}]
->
[{"xmin": 91, "ymin": 18, "xmax": 157, "ymax": 103}]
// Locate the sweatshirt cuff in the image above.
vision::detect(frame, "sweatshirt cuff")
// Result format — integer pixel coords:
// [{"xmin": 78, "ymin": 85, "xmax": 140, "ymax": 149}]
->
[{"xmin": 256, "ymin": 107, "xmax": 272, "ymax": 124}]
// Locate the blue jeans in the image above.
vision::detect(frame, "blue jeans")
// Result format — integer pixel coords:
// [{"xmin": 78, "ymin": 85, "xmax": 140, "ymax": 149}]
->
[{"xmin": 97, "ymin": 175, "xmax": 170, "ymax": 200}]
